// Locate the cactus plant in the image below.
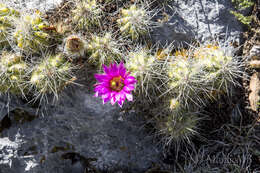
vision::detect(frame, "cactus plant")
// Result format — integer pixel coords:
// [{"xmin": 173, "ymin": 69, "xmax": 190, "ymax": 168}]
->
[
  {"xmin": 164, "ymin": 42, "xmax": 245, "ymax": 107},
  {"xmin": 87, "ymin": 32, "xmax": 122, "ymax": 67},
  {"xmin": 0, "ymin": 51, "xmax": 28, "ymax": 95},
  {"xmin": 71, "ymin": 0, "xmax": 102, "ymax": 30},
  {"xmin": 125, "ymin": 47, "xmax": 156, "ymax": 96},
  {"xmin": 30, "ymin": 53, "xmax": 76, "ymax": 101},
  {"xmin": 155, "ymin": 43, "xmax": 175, "ymax": 61},
  {"xmin": 193, "ymin": 43, "xmax": 244, "ymax": 99},
  {"xmin": 166, "ymin": 55, "xmax": 206, "ymax": 107},
  {"xmin": 117, "ymin": 3, "xmax": 155, "ymax": 40},
  {"xmin": 12, "ymin": 10, "xmax": 57, "ymax": 53},
  {"xmin": 0, "ymin": 3, "xmax": 20, "ymax": 48},
  {"xmin": 156, "ymin": 108, "xmax": 200, "ymax": 145}
]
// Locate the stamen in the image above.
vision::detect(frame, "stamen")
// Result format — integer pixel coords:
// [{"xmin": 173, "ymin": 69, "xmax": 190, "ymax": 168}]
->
[{"xmin": 110, "ymin": 76, "xmax": 124, "ymax": 91}]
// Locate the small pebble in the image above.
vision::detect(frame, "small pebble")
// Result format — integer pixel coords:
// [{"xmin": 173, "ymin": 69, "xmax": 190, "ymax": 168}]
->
[
  {"xmin": 250, "ymin": 60, "xmax": 260, "ymax": 68},
  {"xmin": 250, "ymin": 45, "xmax": 260, "ymax": 60}
]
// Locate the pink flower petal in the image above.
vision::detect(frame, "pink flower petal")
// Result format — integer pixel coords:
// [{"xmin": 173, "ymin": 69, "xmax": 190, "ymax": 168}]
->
[
  {"xmin": 94, "ymin": 85, "xmax": 110, "ymax": 94},
  {"xmin": 118, "ymin": 99, "xmax": 124, "ymax": 107},
  {"xmin": 103, "ymin": 64, "xmax": 110, "ymax": 74},
  {"xmin": 110, "ymin": 63, "xmax": 117, "ymax": 75},
  {"xmin": 118, "ymin": 62, "xmax": 126, "ymax": 76},
  {"xmin": 102, "ymin": 93, "xmax": 110, "ymax": 99},
  {"xmin": 102, "ymin": 94, "xmax": 111, "ymax": 104},
  {"xmin": 111, "ymin": 96, "xmax": 116, "ymax": 105},
  {"xmin": 124, "ymin": 76, "xmax": 137, "ymax": 85},
  {"xmin": 125, "ymin": 93, "xmax": 133, "ymax": 101},
  {"xmin": 115, "ymin": 93, "xmax": 121, "ymax": 102},
  {"xmin": 123, "ymin": 84, "xmax": 135, "ymax": 92},
  {"xmin": 94, "ymin": 74, "xmax": 111, "ymax": 82},
  {"xmin": 94, "ymin": 92, "xmax": 99, "ymax": 97},
  {"xmin": 119, "ymin": 91, "xmax": 126, "ymax": 100}
]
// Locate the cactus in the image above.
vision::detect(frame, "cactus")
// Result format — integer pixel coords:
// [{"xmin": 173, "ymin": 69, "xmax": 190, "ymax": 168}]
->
[
  {"xmin": 125, "ymin": 47, "xmax": 156, "ymax": 96},
  {"xmin": 155, "ymin": 44, "xmax": 175, "ymax": 61},
  {"xmin": 126, "ymin": 48, "xmax": 155, "ymax": 77},
  {"xmin": 0, "ymin": 3, "xmax": 20, "ymax": 48},
  {"xmin": 71, "ymin": 0, "xmax": 102, "ymax": 30},
  {"xmin": 63, "ymin": 35, "xmax": 87, "ymax": 58},
  {"xmin": 193, "ymin": 43, "xmax": 244, "ymax": 99},
  {"xmin": 0, "ymin": 24, "xmax": 9, "ymax": 48},
  {"xmin": 156, "ymin": 108, "xmax": 200, "ymax": 145},
  {"xmin": 0, "ymin": 52, "xmax": 28, "ymax": 95},
  {"xmin": 166, "ymin": 55, "xmax": 206, "ymax": 107},
  {"xmin": 30, "ymin": 53, "xmax": 75, "ymax": 101},
  {"xmin": 12, "ymin": 10, "xmax": 56, "ymax": 53},
  {"xmin": 117, "ymin": 3, "xmax": 154, "ymax": 40},
  {"xmin": 169, "ymin": 98, "xmax": 180, "ymax": 110},
  {"xmin": 87, "ymin": 32, "xmax": 122, "ymax": 67},
  {"xmin": 164, "ymin": 42, "xmax": 244, "ymax": 107}
]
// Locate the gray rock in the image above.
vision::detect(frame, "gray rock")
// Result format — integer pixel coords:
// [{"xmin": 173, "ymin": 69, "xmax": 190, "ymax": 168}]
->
[
  {"xmin": 0, "ymin": 137, "xmax": 19, "ymax": 166},
  {"xmin": 0, "ymin": 86, "xmax": 161, "ymax": 172},
  {"xmin": 250, "ymin": 45, "xmax": 260, "ymax": 60},
  {"xmin": 151, "ymin": 0, "xmax": 245, "ymax": 47},
  {"xmin": 0, "ymin": 0, "xmax": 63, "ymax": 12},
  {"xmin": 0, "ymin": 132, "xmax": 35, "ymax": 173}
]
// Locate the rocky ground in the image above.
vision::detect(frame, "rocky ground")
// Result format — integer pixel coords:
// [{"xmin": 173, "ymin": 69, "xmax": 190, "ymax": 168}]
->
[{"xmin": 0, "ymin": 0, "xmax": 260, "ymax": 173}]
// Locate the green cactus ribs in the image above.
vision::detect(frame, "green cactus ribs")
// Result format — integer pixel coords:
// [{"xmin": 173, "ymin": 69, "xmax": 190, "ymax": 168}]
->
[
  {"xmin": 87, "ymin": 32, "xmax": 122, "ymax": 67},
  {"xmin": 12, "ymin": 10, "xmax": 60, "ymax": 54},
  {"xmin": 0, "ymin": 52, "xmax": 28, "ymax": 95},
  {"xmin": 0, "ymin": 3, "xmax": 20, "ymax": 48},
  {"xmin": 30, "ymin": 53, "xmax": 76, "ymax": 101},
  {"xmin": 71, "ymin": 0, "xmax": 102, "ymax": 31},
  {"xmin": 117, "ymin": 3, "xmax": 155, "ymax": 40}
]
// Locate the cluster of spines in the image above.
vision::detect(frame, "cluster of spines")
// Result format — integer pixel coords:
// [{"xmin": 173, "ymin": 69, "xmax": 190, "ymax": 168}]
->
[
  {"xmin": 12, "ymin": 10, "xmax": 57, "ymax": 53},
  {"xmin": 117, "ymin": 3, "xmax": 154, "ymax": 40},
  {"xmin": 0, "ymin": 4, "xmax": 59, "ymax": 53},
  {"xmin": 30, "ymin": 53, "xmax": 75, "ymax": 100},
  {"xmin": 0, "ymin": 3, "xmax": 20, "ymax": 48},
  {"xmin": 87, "ymin": 32, "xmax": 122, "ymax": 67},
  {"xmin": 71, "ymin": 0, "xmax": 102, "ymax": 30},
  {"xmin": 133, "ymin": 42, "xmax": 245, "ymax": 145},
  {"xmin": 125, "ymin": 47, "xmax": 156, "ymax": 96},
  {"xmin": 156, "ymin": 107, "xmax": 200, "ymax": 145},
  {"xmin": 0, "ymin": 3, "xmax": 77, "ymax": 102},
  {"xmin": 165, "ymin": 43, "xmax": 244, "ymax": 108},
  {"xmin": 0, "ymin": 52, "xmax": 28, "ymax": 95},
  {"xmin": 0, "ymin": 51, "xmax": 75, "ymax": 100}
]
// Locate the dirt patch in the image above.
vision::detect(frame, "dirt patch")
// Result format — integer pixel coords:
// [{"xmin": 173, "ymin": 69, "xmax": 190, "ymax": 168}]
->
[{"xmin": 243, "ymin": 1, "xmax": 260, "ymax": 121}]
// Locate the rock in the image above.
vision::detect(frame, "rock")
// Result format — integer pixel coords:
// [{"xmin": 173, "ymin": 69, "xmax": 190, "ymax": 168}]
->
[
  {"xmin": 250, "ymin": 60, "xmax": 260, "ymax": 68},
  {"xmin": 0, "ymin": 137, "xmax": 19, "ymax": 167},
  {"xmin": 0, "ymin": 133, "xmax": 35, "ymax": 173},
  {"xmin": 249, "ymin": 73, "xmax": 260, "ymax": 112},
  {"xmin": 151, "ymin": 0, "xmax": 245, "ymax": 47},
  {"xmin": 0, "ymin": 95, "xmax": 25, "ymax": 127},
  {"xmin": 0, "ymin": 86, "xmax": 162, "ymax": 172},
  {"xmin": 0, "ymin": 0, "xmax": 63, "ymax": 12},
  {"xmin": 250, "ymin": 45, "xmax": 260, "ymax": 60}
]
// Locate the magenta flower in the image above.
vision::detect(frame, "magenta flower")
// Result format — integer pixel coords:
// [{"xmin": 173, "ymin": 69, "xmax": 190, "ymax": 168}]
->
[{"xmin": 94, "ymin": 62, "xmax": 137, "ymax": 107}]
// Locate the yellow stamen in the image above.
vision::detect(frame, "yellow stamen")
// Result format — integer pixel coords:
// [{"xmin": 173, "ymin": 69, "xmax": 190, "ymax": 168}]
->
[{"xmin": 110, "ymin": 76, "xmax": 124, "ymax": 92}]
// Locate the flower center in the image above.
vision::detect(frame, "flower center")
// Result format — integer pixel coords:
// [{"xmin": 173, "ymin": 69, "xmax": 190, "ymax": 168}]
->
[
  {"xmin": 110, "ymin": 76, "xmax": 124, "ymax": 92},
  {"xmin": 67, "ymin": 37, "xmax": 83, "ymax": 52}
]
